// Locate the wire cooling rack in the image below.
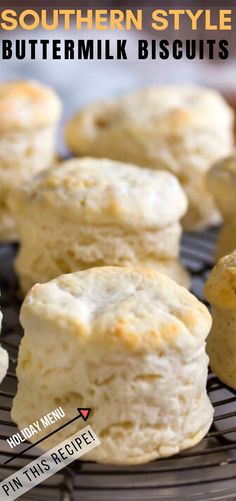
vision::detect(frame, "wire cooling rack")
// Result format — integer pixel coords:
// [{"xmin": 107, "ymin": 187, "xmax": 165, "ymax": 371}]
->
[{"xmin": 1, "ymin": 229, "xmax": 236, "ymax": 501}]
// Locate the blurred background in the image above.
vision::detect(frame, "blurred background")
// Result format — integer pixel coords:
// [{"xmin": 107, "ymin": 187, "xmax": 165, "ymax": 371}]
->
[{"xmin": 0, "ymin": 1, "xmax": 236, "ymax": 154}]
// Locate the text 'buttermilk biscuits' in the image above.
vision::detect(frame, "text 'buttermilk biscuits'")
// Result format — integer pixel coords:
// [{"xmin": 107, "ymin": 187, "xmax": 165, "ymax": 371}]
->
[{"xmin": 12, "ymin": 266, "xmax": 213, "ymax": 464}]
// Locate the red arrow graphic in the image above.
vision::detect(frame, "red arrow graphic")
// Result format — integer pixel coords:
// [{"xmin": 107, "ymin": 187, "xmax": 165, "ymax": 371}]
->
[{"xmin": 4, "ymin": 408, "xmax": 92, "ymax": 465}]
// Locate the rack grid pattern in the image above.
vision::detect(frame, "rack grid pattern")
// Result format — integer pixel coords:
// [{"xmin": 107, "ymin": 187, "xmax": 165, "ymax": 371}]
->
[{"xmin": 1, "ymin": 231, "xmax": 236, "ymax": 500}]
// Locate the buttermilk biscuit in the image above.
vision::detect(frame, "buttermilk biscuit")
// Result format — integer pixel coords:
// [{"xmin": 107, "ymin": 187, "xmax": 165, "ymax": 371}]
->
[
  {"xmin": 11, "ymin": 157, "xmax": 189, "ymax": 293},
  {"xmin": 205, "ymin": 251, "xmax": 236, "ymax": 389},
  {"xmin": 207, "ymin": 151, "xmax": 236, "ymax": 219},
  {"xmin": 12, "ymin": 267, "xmax": 213, "ymax": 464},
  {"xmin": 65, "ymin": 86, "xmax": 234, "ymax": 230},
  {"xmin": 0, "ymin": 311, "xmax": 9, "ymax": 384},
  {"xmin": 207, "ymin": 152, "xmax": 236, "ymax": 259},
  {"xmin": 215, "ymin": 217, "xmax": 236, "ymax": 261},
  {"xmin": 0, "ymin": 80, "xmax": 61, "ymax": 241}
]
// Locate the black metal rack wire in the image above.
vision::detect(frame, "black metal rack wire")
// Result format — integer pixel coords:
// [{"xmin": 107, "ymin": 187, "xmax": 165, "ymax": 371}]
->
[{"xmin": 1, "ymin": 229, "xmax": 236, "ymax": 500}]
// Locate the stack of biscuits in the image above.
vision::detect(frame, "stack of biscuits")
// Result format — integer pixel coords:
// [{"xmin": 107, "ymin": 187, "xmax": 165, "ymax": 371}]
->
[
  {"xmin": 65, "ymin": 86, "xmax": 234, "ymax": 230},
  {"xmin": 11, "ymin": 157, "xmax": 189, "ymax": 294}
]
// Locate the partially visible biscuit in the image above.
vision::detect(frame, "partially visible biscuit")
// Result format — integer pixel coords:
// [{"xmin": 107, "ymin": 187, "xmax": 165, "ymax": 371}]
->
[
  {"xmin": 205, "ymin": 251, "xmax": 236, "ymax": 389},
  {"xmin": 0, "ymin": 80, "xmax": 62, "ymax": 241},
  {"xmin": 0, "ymin": 311, "xmax": 9, "ymax": 384},
  {"xmin": 207, "ymin": 151, "xmax": 236, "ymax": 259},
  {"xmin": 0, "ymin": 80, "xmax": 61, "ymax": 132},
  {"xmin": 205, "ymin": 251, "xmax": 236, "ymax": 310},
  {"xmin": 207, "ymin": 151, "xmax": 236, "ymax": 219},
  {"xmin": 12, "ymin": 266, "xmax": 213, "ymax": 464},
  {"xmin": 215, "ymin": 217, "xmax": 236, "ymax": 261},
  {"xmin": 181, "ymin": 176, "xmax": 221, "ymax": 230},
  {"xmin": 66, "ymin": 86, "xmax": 234, "ymax": 230},
  {"xmin": 0, "ymin": 194, "xmax": 17, "ymax": 241},
  {"xmin": 0, "ymin": 346, "xmax": 8, "ymax": 384}
]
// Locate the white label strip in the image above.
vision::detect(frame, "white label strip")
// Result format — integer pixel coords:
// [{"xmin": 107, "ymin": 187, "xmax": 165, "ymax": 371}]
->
[{"xmin": 0, "ymin": 425, "xmax": 100, "ymax": 500}]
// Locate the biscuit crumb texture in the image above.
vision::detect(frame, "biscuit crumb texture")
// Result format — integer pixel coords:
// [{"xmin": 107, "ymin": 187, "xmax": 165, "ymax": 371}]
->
[
  {"xmin": 12, "ymin": 267, "xmax": 213, "ymax": 464},
  {"xmin": 66, "ymin": 86, "xmax": 234, "ymax": 230}
]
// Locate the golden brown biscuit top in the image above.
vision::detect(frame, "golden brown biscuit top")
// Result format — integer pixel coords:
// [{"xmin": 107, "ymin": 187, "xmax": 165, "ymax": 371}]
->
[
  {"xmin": 0, "ymin": 80, "xmax": 61, "ymax": 132},
  {"xmin": 205, "ymin": 251, "xmax": 236, "ymax": 309},
  {"xmin": 21, "ymin": 266, "xmax": 211, "ymax": 353}
]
